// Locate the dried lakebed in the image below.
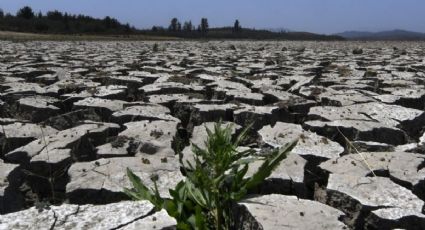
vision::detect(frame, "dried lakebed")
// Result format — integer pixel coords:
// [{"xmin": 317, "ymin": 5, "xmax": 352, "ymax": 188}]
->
[{"xmin": 0, "ymin": 41, "xmax": 424, "ymax": 229}]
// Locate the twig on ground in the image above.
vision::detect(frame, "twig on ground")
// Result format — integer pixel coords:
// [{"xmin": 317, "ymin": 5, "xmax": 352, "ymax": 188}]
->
[{"xmin": 336, "ymin": 127, "xmax": 376, "ymax": 177}]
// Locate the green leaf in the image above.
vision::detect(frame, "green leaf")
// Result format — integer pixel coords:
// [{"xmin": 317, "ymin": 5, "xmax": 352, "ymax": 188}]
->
[
  {"xmin": 163, "ymin": 199, "xmax": 178, "ymax": 218},
  {"xmin": 123, "ymin": 188, "xmax": 143, "ymax": 200},
  {"xmin": 232, "ymin": 149, "xmax": 256, "ymax": 162},
  {"xmin": 125, "ymin": 168, "xmax": 164, "ymax": 210},
  {"xmin": 235, "ymin": 164, "xmax": 249, "ymax": 183},
  {"xmin": 230, "ymin": 188, "xmax": 247, "ymax": 201},
  {"xmin": 186, "ymin": 214, "xmax": 198, "ymax": 230},
  {"xmin": 186, "ymin": 180, "xmax": 208, "ymax": 208},
  {"xmin": 195, "ymin": 205, "xmax": 206, "ymax": 229},
  {"xmin": 176, "ymin": 222, "xmax": 192, "ymax": 230},
  {"xmin": 244, "ymin": 140, "xmax": 297, "ymax": 190},
  {"xmin": 234, "ymin": 122, "xmax": 253, "ymax": 146},
  {"xmin": 233, "ymin": 157, "xmax": 258, "ymax": 166},
  {"xmin": 126, "ymin": 168, "xmax": 154, "ymax": 200}
]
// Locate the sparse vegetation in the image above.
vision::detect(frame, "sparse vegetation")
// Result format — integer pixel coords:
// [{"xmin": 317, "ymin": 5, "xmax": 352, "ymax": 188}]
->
[
  {"xmin": 153, "ymin": 43, "xmax": 159, "ymax": 52},
  {"xmin": 111, "ymin": 136, "xmax": 130, "ymax": 148},
  {"xmin": 364, "ymin": 69, "xmax": 378, "ymax": 77},
  {"xmin": 0, "ymin": 6, "xmax": 136, "ymax": 35},
  {"xmin": 337, "ymin": 65, "xmax": 352, "ymax": 77},
  {"xmin": 352, "ymin": 48, "xmax": 363, "ymax": 55},
  {"xmin": 125, "ymin": 122, "xmax": 297, "ymax": 229}
]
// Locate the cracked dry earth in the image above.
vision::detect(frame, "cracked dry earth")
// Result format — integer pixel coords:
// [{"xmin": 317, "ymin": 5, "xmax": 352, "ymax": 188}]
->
[{"xmin": 0, "ymin": 40, "xmax": 424, "ymax": 230}]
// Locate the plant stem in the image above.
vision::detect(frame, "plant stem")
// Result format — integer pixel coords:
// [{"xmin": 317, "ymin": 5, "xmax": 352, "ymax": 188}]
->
[
  {"xmin": 215, "ymin": 193, "xmax": 223, "ymax": 230},
  {"xmin": 215, "ymin": 208, "xmax": 223, "ymax": 230}
]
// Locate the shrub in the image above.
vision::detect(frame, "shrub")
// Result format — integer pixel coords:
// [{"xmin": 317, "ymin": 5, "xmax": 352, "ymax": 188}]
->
[
  {"xmin": 153, "ymin": 43, "xmax": 159, "ymax": 52},
  {"xmin": 352, "ymin": 48, "xmax": 363, "ymax": 55},
  {"xmin": 125, "ymin": 122, "xmax": 297, "ymax": 229}
]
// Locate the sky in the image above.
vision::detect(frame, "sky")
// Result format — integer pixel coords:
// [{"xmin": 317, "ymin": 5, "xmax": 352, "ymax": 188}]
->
[{"xmin": 1, "ymin": 0, "xmax": 424, "ymax": 34}]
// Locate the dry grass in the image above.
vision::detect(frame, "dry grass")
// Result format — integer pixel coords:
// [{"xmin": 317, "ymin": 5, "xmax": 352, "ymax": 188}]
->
[
  {"xmin": 336, "ymin": 127, "xmax": 376, "ymax": 177},
  {"xmin": 0, "ymin": 31, "xmax": 179, "ymax": 41}
]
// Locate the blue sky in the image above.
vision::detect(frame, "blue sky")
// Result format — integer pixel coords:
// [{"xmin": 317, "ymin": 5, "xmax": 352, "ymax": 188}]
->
[{"xmin": 1, "ymin": 0, "xmax": 424, "ymax": 34}]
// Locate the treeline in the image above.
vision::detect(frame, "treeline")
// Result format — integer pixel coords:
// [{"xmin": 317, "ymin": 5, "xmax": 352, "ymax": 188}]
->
[
  {"xmin": 0, "ymin": 6, "xmax": 136, "ymax": 34},
  {"xmin": 144, "ymin": 17, "xmax": 343, "ymax": 40},
  {"xmin": 0, "ymin": 6, "xmax": 344, "ymax": 40},
  {"xmin": 151, "ymin": 18, "xmax": 238, "ymax": 35}
]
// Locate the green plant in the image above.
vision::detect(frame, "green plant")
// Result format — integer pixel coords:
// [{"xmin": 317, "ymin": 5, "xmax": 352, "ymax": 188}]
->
[
  {"xmin": 125, "ymin": 122, "xmax": 297, "ymax": 229},
  {"xmin": 153, "ymin": 43, "xmax": 159, "ymax": 52}
]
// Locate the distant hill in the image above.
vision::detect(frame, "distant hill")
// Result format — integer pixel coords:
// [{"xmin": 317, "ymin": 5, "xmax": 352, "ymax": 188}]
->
[
  {"xmin": 263, "ymin": 27, "xmax": 292, "ymax": 33},
  {"xmin": 336, "ymin": 29, "xmax": 425, "ymax": 40}
]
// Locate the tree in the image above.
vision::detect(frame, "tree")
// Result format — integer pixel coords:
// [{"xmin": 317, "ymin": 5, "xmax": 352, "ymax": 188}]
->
[
  {"xmin": 63, "ymin": 13, "xmax": 70, "ymax": 31},
  {"xmin": 0, "ymin": 7, "xmax": 137, "ymax": 35},
  {"xmin": 16, "ymin": 6, "xmax": 34, "ymax": 19},
  {"xmin": 233, "ymin": 19, "xmax": 241, "ymax": 33},
  {"xmin": 46, "ymin": 10, "xmax": 63, "ymax": 20},
  {"xmin": 177, "ymin": 22, "xmax": 182, "ymax": 32},
  {"xmin": 0, "ymin": 9, "xmax": 4, "ymax": 18},
  {"xmin": 200, "ymin": 18, "xmax": 209, "ymax": 35},
  {"xmin": 103, "ymin": 16, "xmax": 112, "ymax": 29},
  {"xmin": 103, "ymin": 16, "xmax": 119, "ymax": 29},
  {"xmin": 183, "ymin": 21, "xmax": 193, "ymax": 32},
  {"xmin": 124, "ymin": 23, "xmax": 131, "ymax": 34},
  {"xmin": 169, "ymin": 17, "xmax": 179, "ymax": 31},
  {"xmin": 35, "ymin": 21, "xmax": 49, "ymax": 32},
  {"xmin": 152, "ymin": 26, "xmax": 165, "ymax": 32}
]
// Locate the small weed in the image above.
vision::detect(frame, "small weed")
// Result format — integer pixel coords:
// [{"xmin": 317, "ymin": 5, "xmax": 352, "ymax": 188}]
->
[
  {"xmin": 338, "ymin": 66, "xmax": 352, "ymax": 77},
  {"xmin": 142, "ymin": 158, "xmax": 151, "ymax": 164},
  {"xmin": 352, "ymin": 48, "xmax": 363, "ymax": 55},
  {"xmin": 300, "ymin": 133, "xmax": 307, "ymax": 143},
  {"xmin": 111, "ymin": 136, "xmax": 129, "ymax": 148},
  {"xmin": 150, "ymin": 130, "xmax": 164, "ymax": 138},
  {"xmin": 125, "ymin": 122, "xmax": 297, "ymax": 229},
  {"xmin": 321, "ymin": 137, "xmax": 329, "ymax": 144},
  {"xmin": 153, "ymin": 43, "xmax": 159, "ymax": 52}
]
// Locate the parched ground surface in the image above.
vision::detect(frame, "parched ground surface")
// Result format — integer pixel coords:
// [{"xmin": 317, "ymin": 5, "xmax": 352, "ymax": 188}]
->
[{"xmin": 0, "ymin": 41, "xmax": 424, "ymax": 229}]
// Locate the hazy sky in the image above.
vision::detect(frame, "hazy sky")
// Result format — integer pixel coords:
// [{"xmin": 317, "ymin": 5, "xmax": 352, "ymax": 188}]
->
[{"xmin": 1, "ymin": 0, "xmax": 424, "ymax": 34}]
